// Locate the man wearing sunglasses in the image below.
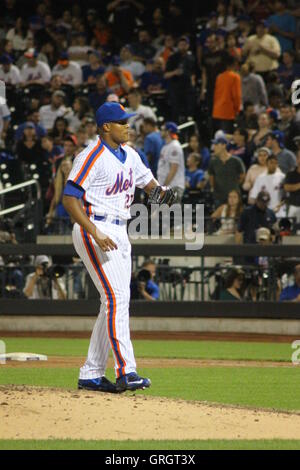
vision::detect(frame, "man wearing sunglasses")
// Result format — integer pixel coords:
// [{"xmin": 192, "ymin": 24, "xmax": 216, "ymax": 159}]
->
[{"xmin": 63, "ymin": 102, "xmax": 174, "ymax": 393}]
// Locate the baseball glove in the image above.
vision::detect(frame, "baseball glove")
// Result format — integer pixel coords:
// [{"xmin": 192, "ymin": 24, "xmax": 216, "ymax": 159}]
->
[{"xmin": 147, "ymin": 186, "xmax": 176, "ymax": 206}]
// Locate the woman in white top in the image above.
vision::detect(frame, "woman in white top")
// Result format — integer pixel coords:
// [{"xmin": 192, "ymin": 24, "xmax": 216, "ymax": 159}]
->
[
  {"xmin": 211, "ymin": 189, "xmax": 243, "ymax": 235},
  {"xmin": 6, "ymin": 18, "xmax": 33, "ymax": 53},
  {"xmin": 243, "ymin": 147, "xmax": 270, "ymax": 199}
]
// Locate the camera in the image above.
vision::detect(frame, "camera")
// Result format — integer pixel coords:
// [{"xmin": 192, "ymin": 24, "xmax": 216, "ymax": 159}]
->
[
  {"xmin": 40, "ymin": 262, "xmax": 65, "ymax": 279},
  {"xmin": 137, "ymin": 269, "xmax": 151, "ymax": 283}
]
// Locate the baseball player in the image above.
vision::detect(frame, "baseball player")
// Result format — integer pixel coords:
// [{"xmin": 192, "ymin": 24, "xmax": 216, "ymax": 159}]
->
[{"xmin": 62, "ymin": 102, "xmax": 175, "ymax": 393}]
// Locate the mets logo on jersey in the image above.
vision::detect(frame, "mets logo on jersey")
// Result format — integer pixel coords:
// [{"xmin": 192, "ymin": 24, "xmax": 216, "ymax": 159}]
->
[{"xmin": 106, "ymin": 169, "xmax": 133, "ymax": 195}]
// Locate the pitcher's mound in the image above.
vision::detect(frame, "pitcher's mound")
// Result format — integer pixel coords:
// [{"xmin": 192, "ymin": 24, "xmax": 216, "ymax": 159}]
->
[{"xmin": 1, "ymin": 385, "xmax": 300, "ymax": 441}]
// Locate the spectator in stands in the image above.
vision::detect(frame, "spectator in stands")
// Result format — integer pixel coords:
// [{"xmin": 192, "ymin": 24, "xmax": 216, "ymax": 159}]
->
[
  {"xmin": 167, "ymin": 0, "xmax": 189, "ymax": 36},
  {"xmin": 82, "ymin": 50, "xmax": 106, "ymax": 85},
  {"xmin": 106, "ymin": 0, "xmax": 144, "ymax": 43},
  {"xmin": 23, "ymin": 255, "xmax": 67, "ymax": 300},
  {"xmin": 228, "ymin": 128, "xmax": 250, "ymax": 169},
  {"xmin": 62, "ymin": 134, "xmax": 77, "ymax": 162},
  {"xmin": 249, "ymin": 154, "xmax": 285, "ymax": 215},
  {"xmin": 49, "ymin": 74, "xmax": 64, "ymax": 93},
  {"xmin": 41, "ymin": 135, "xmax": 64, "ymax": 180},
  {"xmin": 88, "ymin": 74, "xmax": 111, "ymax": 112},
  {"xmin": 127, "ymin": 128, "xmax": 149, "ymax": 169},
  {"xmin": 196, "ymin": 12, "xmax": 226, "ymax": 65},
  {"xmin": 49, "ymin": 117, "xmax": 70, "ymax": 147},
  {"xmin": 240, "ymin": 62, "xmax": 269, "ymax": 110},
  {"xmin": 39, "ymin": 90, "xmax": 67, "ymax": 132},
  {"xmin": 83, "ymin": 115, "xmax": 97, "ymax": 144},
  {"xmin": 15, "ymin": 122, "xmax": 44, "ymax": 165},
  {"xmin": 47, "ymin": 158, "xmax": 73, "ymax": 230},
  {"xmin": 0, "ymin": 101, "xmax": 11, "ymax": 146},
  {"xmin": 131, "ymin": 29, "xmax": 156, "ymax": 62},
  {"xmin": 67, "ymin": 33, "xmax": 91, "ymax": 68},
  {"xmin": 208, "ymin": 136, "xmax": 245, "ymax": 206},
  {"xmin": 20, "ymin": 48, "xmax": 51, "ymax": 87},
  {"xmin": 52, "ymin": 51, "xmax": 83, "ymax": 87},
  {"xmin": 243, "ymin": 146, "xmax": 270, "ymax": 195},
  {"xmin": 143, "ymin": 117, "xmax": 164, "ymax": 177},
  {"xmin": 105, "ymin": 55, "xmax": 134, "ymax": 98},
  {"xmin": 226, "ymin": 32, "xmax": 242, "ymax": 61},
  {"xmin": 157, "ymin": 122, "xmax": 185, "ymax": 202},
  {"xmin": 6, "ymin": 17, "xmax": 33, "ymax": 54},
  {"xmin": 267, "ymin": 0, "xmax": 297, "ymax": 53},
  {"xmin": 249, "ymin": 112, "xmax": 272, "ymax": 152},
  {"xmin": 212, "ymin": 55, "xmax": 242, "ymax": 133},
  {"xmin": 200, "ymin": 33, "xmax": 228, "ymax": 114},
  {"xmin": 41, "ymin": 41, "xmax": 59, "ymax": 69},
  {"xmin": 220, "ymin": 268, "xmax": 244, "ymax": 301},
  {"xmin": 236, "ymin": 15, "xmax": 252, "ymax": 48},
  {"xmin": 280, "ymin": 264, "xmax": 300, "ymax": 302},
  {"xmin": 184, "ymin": 134, "xmax": 210, "ymax": 171},
  {"xmin": 278, "ymin": 104, "xmax": 300, "ymax": 152},
  {"xmin": 165, "ymin": 36, "xmax": 196, "ymax": 122},
  {"xmin": 265, "ymin": 130, "xmax": 296, "ymax": 174},
  {"xmin": 211, "ymin": 189, "xmax": 243, "ymax": 235},
  {"xmin": 126, "ymin": 88, "xmax": 157, "ymax": 135},
  {"xmin": 216, "ymin": 0, "xmax": 238, "ymax": 32},
  {"xmin": 120, "ymin": 44, "xmax": 145, "ymax": 80},
  {"xmin": 235, "ymin": 190, "xmax": 277, "ymax": 244},
  {"xmin": 185, "ymin": 153, "xmax": 205, "ymax": 191},
  {"xmin": 92, "ymin": 18, "xmax": 112, "ymax": 48},
  {"xmin": 242, "ymin": 21, "xmax": 281, "ymax": 76},
  {"xmin": 236, "ymin": 101, "xmax": 258, "ymax": 131},
  {"xmin": 139, "ymin": 57, "xmax": 167, "ymax": 95},
  {"xmin": 66, "ymin": 96, "xmax": 91, "ymax": 133},
  {"xmin": 15, "ymin": 109, "xmax": 46, "ymax": 142},
  {"xmin": 277, "ymin": 51, "xmax": 300, "ymax": 91},
  {"xmin": 134, "ymin": 259, "xmax": 160, "ymax": 301},
  {"xmin": 76, "ymin": 125, "xmax": 88, "ymax": 152},
  {"xmin": 154, "ymin": 34, "xmax": 175, "ymax": 66},
  {"xmin": 0, "ymin": 53, "xmax": 21, "ymax": 85},
  {"xmin": 284, "ymin": 149, "xmax": 300, "ymax": 225}
]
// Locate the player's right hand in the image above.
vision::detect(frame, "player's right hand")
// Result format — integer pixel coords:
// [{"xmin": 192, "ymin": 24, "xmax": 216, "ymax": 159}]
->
[{"xmin": 93, "ymin": 228, "xmax": 118, "ymax": 252}]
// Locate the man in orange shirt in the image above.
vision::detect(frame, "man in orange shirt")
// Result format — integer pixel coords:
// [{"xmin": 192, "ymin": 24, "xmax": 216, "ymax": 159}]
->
[
  {"xmin": 212, "ymin": 55, "xmax": 242, "ymax": 133},
  {"xmin": 105, "ymin": 56, "xmax": 134, "ymax": 98}
]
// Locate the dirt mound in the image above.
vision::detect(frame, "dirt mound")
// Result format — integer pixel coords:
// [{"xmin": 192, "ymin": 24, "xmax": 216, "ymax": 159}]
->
[
  {"xmin": 1, "ymin": 386, "xmax": 300, "ymax": 441},
  {"xmin": 1, "ymin": 357, "xmax": 294, "ymax": 369}
]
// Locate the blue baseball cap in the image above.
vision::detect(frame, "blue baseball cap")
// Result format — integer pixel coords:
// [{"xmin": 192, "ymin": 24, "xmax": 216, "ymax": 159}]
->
[
  {"xmin": 111, "ymin": 55, "xmax": 121, "ymax": 66},
  {"xmin": 0, "ymin": 54, "xmax": 13, "ymax": 65},
  {"xmin": 271, "ymin": 130, "xmax": 285, "ymax": 148},
  {"xmin": 95, "ymin": 102, "xmax": 136, "ymax": 127},
  {"xmin": 165, "ymin": 122, "xmax": 178, "ymax": 134},
  {"xmin": 212, "ymin": 136, "xmax": 228, "ymax": 145}
]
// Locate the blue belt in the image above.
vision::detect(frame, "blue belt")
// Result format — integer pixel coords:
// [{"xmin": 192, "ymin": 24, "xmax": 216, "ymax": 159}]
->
[{"xmin": 94, "ymin": 215, "xmax": 126, "ymax": 226}]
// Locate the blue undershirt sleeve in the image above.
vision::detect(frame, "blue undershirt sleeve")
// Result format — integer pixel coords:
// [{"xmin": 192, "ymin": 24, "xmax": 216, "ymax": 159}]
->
[{"xmin": 63, "ymin": 180, "xmax": 85, "ymax": 199}]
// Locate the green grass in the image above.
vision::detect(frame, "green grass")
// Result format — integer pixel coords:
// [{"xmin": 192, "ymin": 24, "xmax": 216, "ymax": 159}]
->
[
  {"xmin": 1, "ymin": 366, "xmax": 300, "ymax": 411},
  {"xmin": 0, "ymin": 337, "xmax": 294, "ymax": 362},
  {"xmin": 0, "ymin": 439, "xmax": 300, "ymax": 450}
]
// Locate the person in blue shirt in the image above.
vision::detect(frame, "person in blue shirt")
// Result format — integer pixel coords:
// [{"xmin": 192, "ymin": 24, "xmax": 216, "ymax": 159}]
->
[
  {"xmin": 143, "ymin": 117, "xmax": 164, "ymax": 177},
  {"xmin": 139, "ymin": 260, "xmax": 160, "ymax": 301},
  {"xmin": 185, "ymin": 153, "xmax": 205, "ymax": 190},
  {"xmin": 82, "ymin": 50, "xmax": 106, "ymax": 85},
  {"xmin": 277, "ymin": 50, "xmax": 300, "ymax": 90},
  {"xmin": 15, "ymin": 111, "xmax": 47, "ymax": 142},
  {"xmin": 280, "ymin": 264, "xmax": 300, "ymax": 302},
  {"xmin": 267, "ymin": 0, "xmax": 297, "ymax": 53}
]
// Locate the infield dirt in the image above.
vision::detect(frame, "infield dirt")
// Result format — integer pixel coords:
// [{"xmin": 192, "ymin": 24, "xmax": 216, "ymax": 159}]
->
[{"xmin": 1, "ymin": 385, "xmax": 300, "ymax": 441}]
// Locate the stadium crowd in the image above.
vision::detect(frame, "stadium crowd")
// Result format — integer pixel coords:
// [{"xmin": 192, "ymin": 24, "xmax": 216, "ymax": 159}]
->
[{"xmin": 0, "ymin": 0, "xmax": 299, "ymax": 301}]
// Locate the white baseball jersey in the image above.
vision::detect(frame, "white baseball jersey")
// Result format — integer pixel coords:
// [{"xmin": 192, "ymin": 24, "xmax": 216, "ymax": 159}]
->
[
  {"xmin": 0, "ymin": 65, "xmax": 21, "ymax": 85},
  {"xmin": 21, "ymin": 61, "xmax": 51, "ymax": 83},
  {"xmin": 69, "ymin": 136, "xmax": 154, "ymax": 380},
  {"xmin": 52, "ymin": 61, "xmax": 83, "ymax": 86},
  {"xmin": 250, "ymin": 169, "xmax": 285, "ymax": 211},
  {"xmin": 157, "ymin": 139, "xmax": 185, "ymax": 189},
  {"xmin": 68, "ymin": 137, "xmax": 153, "ymax": 220}
]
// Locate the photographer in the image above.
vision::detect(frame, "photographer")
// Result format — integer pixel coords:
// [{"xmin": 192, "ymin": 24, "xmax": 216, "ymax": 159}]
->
[
  {"xmin": 280, "ymin": 264, "xmax": 300, "ymax": 302},
  {"xmin": 23, "ymin": 255, "xmax": 66, "ymax": 300},
  {"xmin": 220, "ymin": 268, "xmax": 245, "ymax": 301},
  {"xmin": 131, "ymin": 260, "xmax": 160, "ymax": 301}
]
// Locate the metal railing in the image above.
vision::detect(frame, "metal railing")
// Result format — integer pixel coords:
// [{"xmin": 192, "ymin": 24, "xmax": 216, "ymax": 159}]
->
[{"xmin": 0, "ymin": 179, "xmax": 41, "ymax": 217}]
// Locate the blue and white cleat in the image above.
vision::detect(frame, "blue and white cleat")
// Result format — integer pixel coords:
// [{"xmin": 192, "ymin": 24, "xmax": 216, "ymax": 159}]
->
[
  {"xmin": 116, "ymin": 373, "xmax": 151, "ymax": 392},
  {"xmin": 78, "ymin": 376, "xmax": 118, "ymax": 394}
]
